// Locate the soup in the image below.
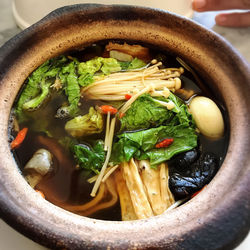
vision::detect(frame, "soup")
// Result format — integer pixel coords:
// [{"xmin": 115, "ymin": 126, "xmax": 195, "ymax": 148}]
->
[{"xmin": 9, "ymin": 41, "xmax": 229, "ymax": 221}]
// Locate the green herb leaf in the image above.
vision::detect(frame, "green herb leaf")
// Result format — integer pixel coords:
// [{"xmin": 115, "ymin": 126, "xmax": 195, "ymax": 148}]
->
[{"xmin": 120, "ymin": 93, "xmax": 195, "ymax": 132}]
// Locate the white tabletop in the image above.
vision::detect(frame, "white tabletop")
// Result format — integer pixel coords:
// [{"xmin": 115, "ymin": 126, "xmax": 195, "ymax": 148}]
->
[{"xmin": 0, "ymin": 0, "xmax": 249, "ymax": 249}]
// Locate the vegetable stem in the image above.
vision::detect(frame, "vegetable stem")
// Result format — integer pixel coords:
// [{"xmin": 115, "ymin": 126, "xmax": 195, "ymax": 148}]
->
[
  {"xmin": 91, "ymin": 117, "xmax": 116, "ymax": 197},
  {"xmin": 104, "ymin": 112, "xmax": 111, "ymax": 151}
]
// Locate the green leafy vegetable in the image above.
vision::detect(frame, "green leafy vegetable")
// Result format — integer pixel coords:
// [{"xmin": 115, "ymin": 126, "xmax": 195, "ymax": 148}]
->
[
  {"xmin": 58, "ymin": 61, "xmax": 81, "ymax": 116},
  {"xmin": 141, "ymin": 126, "xmax": 197, "ymax": 165},
  {"xmin": 78, "ymin": 57, "xmax": 102, "ymax": 75},
  {"xmin": 16, "ymin": 56, "xmax": 69, "ymax": 120},
  {"xmin": 78, "ymin": 57, "xmax": 122, "ymax": 87},
  {"xmin": 127, "ymin": 58, "xmax": 147, "ymax": 70},
  {"xmin": 110, "ymin": 138, "xmax": 139, "ymax": 164},
  {"xmin": 17, "ymin": 55, "xmax": 138, "ymax": 121},
  {"xmin": 73, "ymin": 140, "xmax": 105, "ymax": 174},
  {"xmin": 120, "ymin": 93, "xmax": 195, "ymax": 132},
  {"xmin": 111, "ymin": 124, "xmax": 197, "ymax": 166},
  {"xmin": 119, "ymin": 94, "xmax": 174, "ymax": 132},
  {"xmin": 119, "ymin": 61, "xmax": 130, "ymax": 70},
  {"xmin": 167, "ymin": 93, "xmax": 195, "ymax": 127},
  {"xmin": 115, "ymin": 93, "xmax": 197, "ymax": 166},
  {"xmin": 101, "ymin": 58, "xmax": 122, "ymax": 74},
  {"xmin": 22, "ymin": 80, "xmax": 50, "ymax": 110},
  {"xmin": 65, "ymin": 107, "xmax": 103, "ymax": 137},
  {"xmin": 16, "ymin": 61, "xmax": 50, "ymax": 118},
  {"xmin": 78, "ymin": 73, "xmax": 94, "ymax": 87},
  {"xmin": 17, "ymin": 56, "xmax": 80, "ymax": 119},
  {"xmin": 119, "ymin": 58, "xmax": 146, "ymax": 70},
  {"xmin": 66, "ymin": 71, "xmax": 80, "ymax": 115}
]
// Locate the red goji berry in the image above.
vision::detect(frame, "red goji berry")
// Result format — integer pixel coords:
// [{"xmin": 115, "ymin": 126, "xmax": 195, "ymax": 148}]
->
[
  {"xmin": 125, "ymin": 94, "xmax": 132, "ymax": 100},
  {"xmin": 11, "ymin": 127, "xmax": 28, "ymax": 149},
  {"xmin": 155, "ymin": 138, "xmax": 174, "ymax": 148},
  {"xmin": 100, "ymin": 105, "xmax": 118, "ymax": 115}
]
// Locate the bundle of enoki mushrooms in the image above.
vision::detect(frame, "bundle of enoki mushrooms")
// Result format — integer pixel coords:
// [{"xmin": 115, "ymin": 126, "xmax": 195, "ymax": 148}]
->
[
  {"xmin": 81, "ymin": 61, "xmax": 183, "ymax": 101},
  {"xmin": 64, "ymin": 159, "xmax": 175, "ymax": 221}
]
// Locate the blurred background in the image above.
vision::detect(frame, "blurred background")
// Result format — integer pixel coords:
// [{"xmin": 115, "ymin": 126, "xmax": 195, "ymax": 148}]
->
[{"xmin": 0, "ymin": 0, "xmax": 249, "ymax": 249}]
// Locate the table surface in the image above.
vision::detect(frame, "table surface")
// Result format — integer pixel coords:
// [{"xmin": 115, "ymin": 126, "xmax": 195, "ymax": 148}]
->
[{"xmin": 0, "ymin": 0, "xmax": 249, "ymax": 249}]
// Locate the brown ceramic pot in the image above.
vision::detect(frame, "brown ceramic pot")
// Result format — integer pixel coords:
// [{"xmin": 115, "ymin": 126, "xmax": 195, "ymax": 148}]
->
[{"xmin": 0, "ymin": 4, "xmax": 249, "ymax": 250}]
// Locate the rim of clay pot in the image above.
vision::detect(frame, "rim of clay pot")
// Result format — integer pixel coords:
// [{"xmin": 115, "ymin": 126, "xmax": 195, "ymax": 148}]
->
[{"xmin": 0, "ymin": 4, "xmax": 249, "ymax": 250}]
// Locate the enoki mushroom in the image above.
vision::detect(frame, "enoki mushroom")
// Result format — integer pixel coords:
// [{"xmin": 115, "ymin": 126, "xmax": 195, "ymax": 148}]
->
[{"xmin": 81, "ymin": 63, "xmax": 184, "ymax": 101}]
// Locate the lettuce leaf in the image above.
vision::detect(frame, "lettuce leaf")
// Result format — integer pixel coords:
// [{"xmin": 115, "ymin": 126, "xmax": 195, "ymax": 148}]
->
[
  {"xmin": 127, "ymin": 58, "xmax": 146, "ymax": 70},
  {"xmin": 65, "ymin": 107, "xmax": 103, "ymax": 137},
  {"xmin": 141, "ymin": 126, "xmax": 197, "ymax": 165},
  {"xmin": 66, "ymin": 70, "xmax": 80, "ymax": 115},
  {"xmin": 101, "ymin": 58, "xmax": 122, "ymax": 74},
  {"xmin": 119, "ymin": 58, "xmax": 146, "ymax": 70},
  {"xmin": 78, "ymin": 73, "xmax": 94, "ymax": 87},
  {"xmin": 119, "ymin": 93, "xmax": 195, "ymax": 132},
  {"xmin": 73, "ymin": 140, "xmax": 105, "ymax": 174},
  {"xmin": 57, "ymin": 60, "xmax": 81, "ymax": 116},
  {"xmin": 78, "ymin": 57, "xmax": 121, "ymax": 87},
  {"xmin": 111, "ymin": 124, "xmax": 197, "ymax": 166},
  {"xmin": 16, "ymin": 56, "xmax": 69, "ymax": 120},
  {"xmin": 119, "ymin": 94, "xmax": 174, "ymax": 132},
  {"xmin": 16, "ymin": 61, "xmax": 51, "ymax": 118},
  {"xmin": 22, "ymin": 79, "xmax": 50, "ymax": 110},
  {"xmin": 167, "ymin": 93, "xmax": 195, "ymax": 127}
]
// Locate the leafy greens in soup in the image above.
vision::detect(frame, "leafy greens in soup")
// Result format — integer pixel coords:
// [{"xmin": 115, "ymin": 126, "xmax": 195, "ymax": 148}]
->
[{"xmin": 9, "ymin": 41, "xmax": 228, "ymax": 221}]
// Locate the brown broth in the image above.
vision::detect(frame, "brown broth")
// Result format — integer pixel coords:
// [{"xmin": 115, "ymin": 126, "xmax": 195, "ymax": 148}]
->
[{"xmin": 10, "ymin": 41, "xmax": 229, "ymax": 221}]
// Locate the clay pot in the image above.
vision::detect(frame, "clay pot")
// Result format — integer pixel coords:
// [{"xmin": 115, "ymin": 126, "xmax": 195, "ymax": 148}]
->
[{"xmin": 0, "ymin": 4, "xmax": 249, "ymax": 249}]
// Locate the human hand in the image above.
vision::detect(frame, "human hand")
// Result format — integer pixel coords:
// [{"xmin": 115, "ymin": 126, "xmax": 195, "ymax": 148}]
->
[{"xmin": 192, "ymin": 0, "xmax": 250, "ymax": 27}]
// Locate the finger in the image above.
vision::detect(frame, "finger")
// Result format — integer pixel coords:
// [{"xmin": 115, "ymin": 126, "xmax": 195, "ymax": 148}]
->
[
  {"xmin": 215, "ymin": 11, "xmax": 250, "ymax": 27},
  {"xmin": 192, "ymin": 0, "xmax": 250, "ymax": 12}
]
